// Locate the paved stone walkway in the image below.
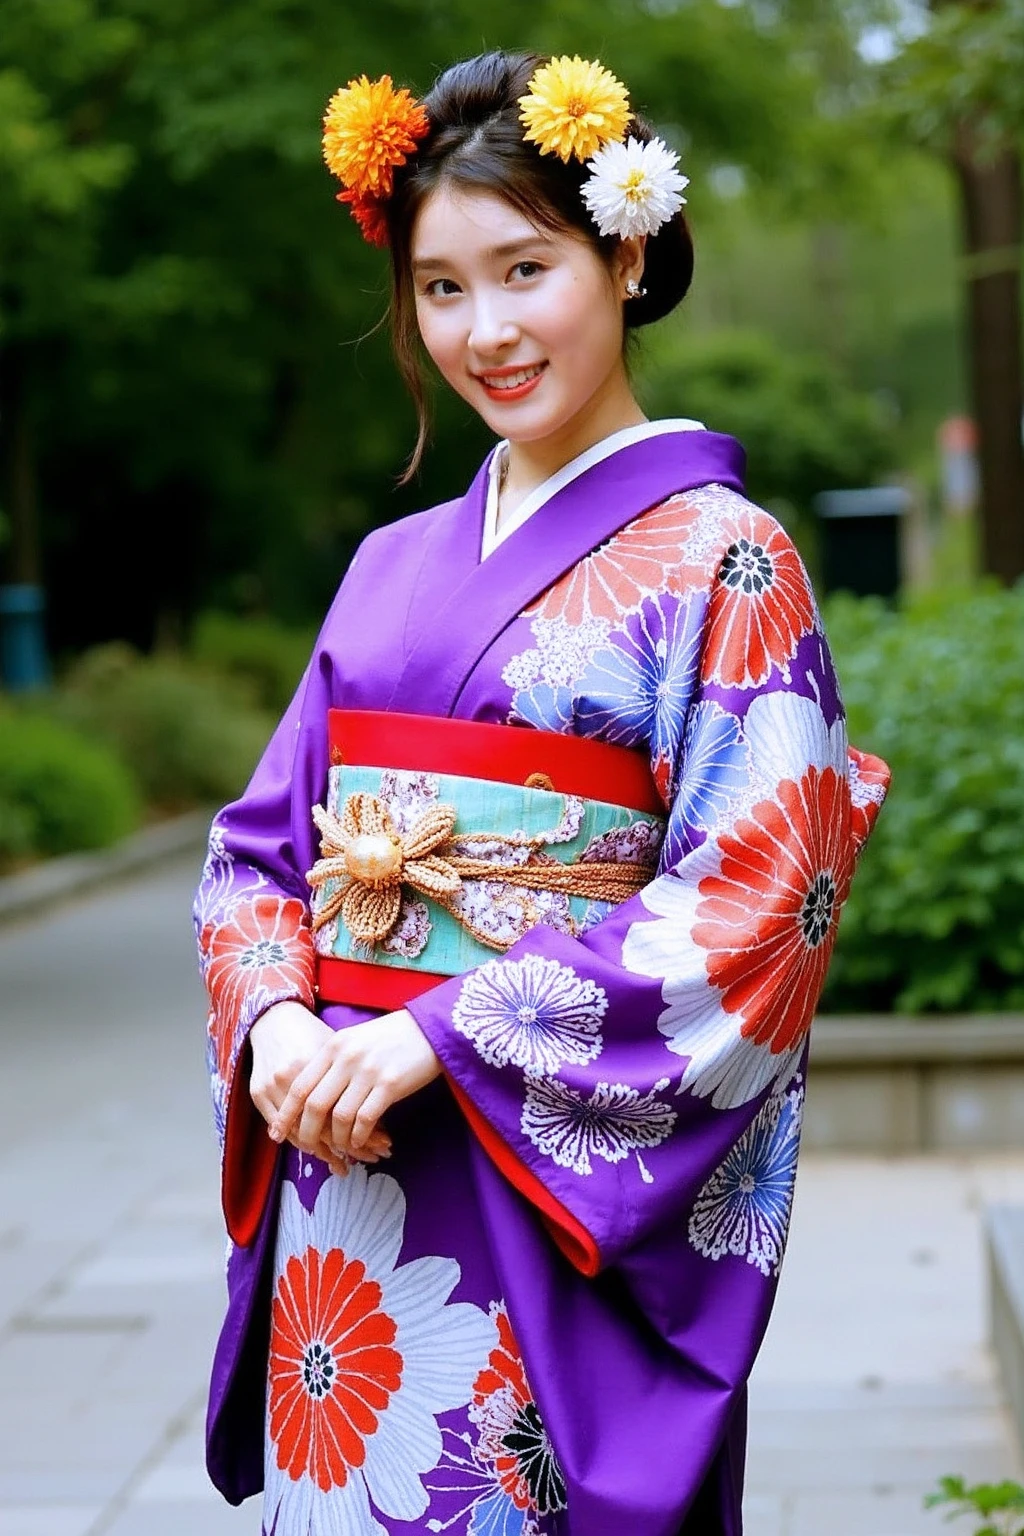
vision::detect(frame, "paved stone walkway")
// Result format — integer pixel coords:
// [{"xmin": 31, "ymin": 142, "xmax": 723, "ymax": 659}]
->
[{"xmin": 0, "ymin": 856, "xmax": 1021, "ymax": 1536}]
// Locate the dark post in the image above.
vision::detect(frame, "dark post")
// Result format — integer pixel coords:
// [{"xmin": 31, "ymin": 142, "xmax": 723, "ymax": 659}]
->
[{"xmin": 812, "ymin": 487, "xmax": 912, "ymax": 600}]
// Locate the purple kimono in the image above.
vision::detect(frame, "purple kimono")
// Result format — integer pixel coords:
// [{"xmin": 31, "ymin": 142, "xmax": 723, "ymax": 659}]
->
[{"xmin": 192, "ymin": 426, "xmax": 890, "ymax": 1536}]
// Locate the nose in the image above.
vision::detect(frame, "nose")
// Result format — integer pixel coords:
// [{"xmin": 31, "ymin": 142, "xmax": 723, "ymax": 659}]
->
[{"xmin": 467, "ymin": 293, "xmax": 518, "ymax": 356}]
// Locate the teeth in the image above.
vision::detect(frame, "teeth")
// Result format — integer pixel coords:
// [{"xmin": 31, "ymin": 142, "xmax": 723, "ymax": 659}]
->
[{"xmin": 483, "ymin": 366, "xmax": 543, "ymax": 390}]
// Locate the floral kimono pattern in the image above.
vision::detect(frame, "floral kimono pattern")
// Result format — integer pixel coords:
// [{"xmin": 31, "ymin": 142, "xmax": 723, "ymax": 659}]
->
[{"xmin": 193, "ymin": 425, "xmax": 889, "ymax": 1536}]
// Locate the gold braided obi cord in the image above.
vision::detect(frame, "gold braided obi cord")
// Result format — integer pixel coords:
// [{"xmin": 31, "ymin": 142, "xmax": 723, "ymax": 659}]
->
[{"xmin": 307, "ymin": 711, "xmax": 667, "ymax": 1005}]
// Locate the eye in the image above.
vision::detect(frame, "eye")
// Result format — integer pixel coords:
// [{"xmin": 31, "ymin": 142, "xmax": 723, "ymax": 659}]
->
[
  {"xmin": 423, "ymin": 277, "xmax": 462, "ymax": 298},
  {"xmin": 510, "ymin": 260, "xmax": 543, "ymax": 281}
]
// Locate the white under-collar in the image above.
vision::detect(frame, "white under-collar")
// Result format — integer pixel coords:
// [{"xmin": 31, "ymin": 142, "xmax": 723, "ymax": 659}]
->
[{"xmin": 480, "ymin": 418, "xmax": 706, "ymax": 561}]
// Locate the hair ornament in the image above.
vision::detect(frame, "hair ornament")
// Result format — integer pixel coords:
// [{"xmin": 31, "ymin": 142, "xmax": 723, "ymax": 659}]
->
[
  {"xmin": 582, "ymin": 134, "xmax": 689, "ymax": 240},
  {"xmin": 518, "ymin": 55, "xmax": 630, "ymax": 164},
  {"xmin": 322, "ymin": 74, "xmax": 430, "ymax": 203},
  {"xmin": 335, "ymin": 187, "xmax": 391, "ymax": 248}
]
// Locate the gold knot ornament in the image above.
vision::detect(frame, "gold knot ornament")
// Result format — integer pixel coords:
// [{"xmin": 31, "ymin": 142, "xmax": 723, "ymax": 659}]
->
[{"xmin": 306, "ymin": 793, "xmax": 461, "ymax": 946}]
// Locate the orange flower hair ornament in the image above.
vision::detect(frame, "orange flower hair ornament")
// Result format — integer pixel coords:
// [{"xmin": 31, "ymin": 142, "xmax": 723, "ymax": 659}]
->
[{"xmin": 322, "ymin": 74, "xmax": 430, "ymax": 246}]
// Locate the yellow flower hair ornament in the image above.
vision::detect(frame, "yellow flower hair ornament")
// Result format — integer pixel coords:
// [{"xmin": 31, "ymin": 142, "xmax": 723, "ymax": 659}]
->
[
  {"xmin": 518, "ymin": 55, "xmax": 630, "ymax": 164},
  {"xmin": 322, "ymin": 73, "xmax": 430, "ymax": 241},
  {"xmin": 520, "ymin": 55, "xmax": 688, "ymax": 242}
]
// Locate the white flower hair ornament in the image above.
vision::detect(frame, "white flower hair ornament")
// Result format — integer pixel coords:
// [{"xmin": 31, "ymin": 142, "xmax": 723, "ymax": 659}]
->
[{"xmin": 581, "ymin": 134, "xmax": 689, "ymax": 239}]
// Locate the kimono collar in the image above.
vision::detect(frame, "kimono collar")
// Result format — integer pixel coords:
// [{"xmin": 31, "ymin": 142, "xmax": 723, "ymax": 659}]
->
[
  {"xmin": 481, "ymin": 418, "xmax": 708, "ymax": 560},
  {"xmin": 386, "ymin": 424, "xmax": 746, "ymax": 719}
]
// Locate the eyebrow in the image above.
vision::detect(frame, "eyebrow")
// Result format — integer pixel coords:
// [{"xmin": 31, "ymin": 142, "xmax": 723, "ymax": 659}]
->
[{"xmin": 411, "ymin": 235, "xmax": 556, "ymax": 274}]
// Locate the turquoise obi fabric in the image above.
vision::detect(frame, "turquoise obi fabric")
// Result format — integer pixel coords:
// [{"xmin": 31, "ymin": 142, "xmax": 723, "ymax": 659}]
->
[{"xmin": 314, "ymin": 763, "xmax": 666, "ymax": 977}]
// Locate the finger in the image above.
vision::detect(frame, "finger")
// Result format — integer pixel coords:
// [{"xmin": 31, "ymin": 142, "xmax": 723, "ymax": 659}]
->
[
  {"xmin": 270, "ymin": 1044, "xmax": 342, "ymax": 1143},
  {"xmin": 327, "ymin": 1080, "xmax": 371, "ymax": 1161},
  {"xmin": 293, "ymin": 1060, "xmax": 357, "ymax": 1152},
  {"xmin": 349, "ymin": 1086, "xmax": 393, "ymax": 1153}
]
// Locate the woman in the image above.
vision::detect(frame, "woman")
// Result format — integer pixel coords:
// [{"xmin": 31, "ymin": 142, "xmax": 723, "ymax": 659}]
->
[{"xmin": 193, "ymin": 48, "xmax": 890, "ymax": 1536}]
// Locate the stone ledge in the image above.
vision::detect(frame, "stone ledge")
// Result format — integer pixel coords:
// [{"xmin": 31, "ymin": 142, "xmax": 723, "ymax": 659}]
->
[
  {"xmin": 0, "ymin": 808, "xmax": 215, "ymax": 926},
  {"xmin": 810, "ymin": 1014, "xmax": 1024, "ymax": 1064},
  {"xmin": 985, "ymin": 1206, "xmax": 1024, "ymax": 1461},
  {"xmin": 804, "ymin": 1017, "xmax": 1024, "ymax": 1152}
]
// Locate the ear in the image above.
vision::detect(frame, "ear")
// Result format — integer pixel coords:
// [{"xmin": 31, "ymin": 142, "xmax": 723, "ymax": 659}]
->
[{"xmin": 612, "ymin": 235, "xmax": 647, "ymax": 295}]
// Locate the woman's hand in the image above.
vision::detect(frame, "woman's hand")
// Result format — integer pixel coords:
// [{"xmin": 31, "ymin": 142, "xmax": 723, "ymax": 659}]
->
[
  {"xmin": 249, "ymin": 1000, "xmax": 392, "ymax": 1171},
  {"xmin": 268, "ymin": 1008, "xmax": 442, "ymax": 1162}
]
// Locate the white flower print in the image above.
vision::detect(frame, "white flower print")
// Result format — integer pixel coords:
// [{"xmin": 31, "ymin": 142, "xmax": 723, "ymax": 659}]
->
[
  {"xmin": 501, "ymin": 647, "xmax": 543, "ymax": 692},
  {"xmin": 450, "ymin": 882, "xmax": 576, "ymax": 950},
  {"xmin": 521, "ymin": 1077, "xmax": 676, "ymax": 1184},
  {"xmin": 689, "ymin": 1079, "xmax": 804, "ymax": 1276},
  {"xmin": 452, "ymin": 954, "xmax": 607, "ymax": 1075},
  {"xmin": 264, "ymin": 1169, "xmax": 497, "ymax": 1536},
  {"xmin": 580, "ymin": 818, "xmax": 665, "ymax": 866},
  {"xmin": 533, "ymin": 615, "xmax": 610, "ymax": 687},
  {"xmin": 381, "ymin": 898, "xmax": 431, "ymax": 958},
  {"xmin": 375, "ymin": 769, "xmax": 442, "ymax": 834}
]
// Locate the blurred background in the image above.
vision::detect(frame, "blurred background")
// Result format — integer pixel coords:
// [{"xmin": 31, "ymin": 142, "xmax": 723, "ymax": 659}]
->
[
  {"xmin": 2, "ymin": 3, "xmax": 1024, "ymax": 1534},
  {"xmin": 2, "ymin": 0, "xmax": 1023, "ymax": 1018}
]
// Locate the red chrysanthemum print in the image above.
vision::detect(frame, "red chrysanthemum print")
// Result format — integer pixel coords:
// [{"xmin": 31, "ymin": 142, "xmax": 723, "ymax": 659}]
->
[
  {"xmin": 848, "ymin": 746, "xmax": 891, "ymax": 852},
  {"xmin": 269, "ymin": 1245, "xmax": 404, "ymax": 1493},
  {"xmin": 526, "ymin": 494, "xmax": 702, "ymax": 624},
  {"xmin": 470, "ymin": 1303, "xmax": 566, "ymax": 1516},
  {"xmin": 202, "ymin": 895, "xmax": 315, "ymax": 1077},
  {"xmin": 699, "ymin": 508, "xmax": 816, "ymax": 688},
  {"xmin": 264, "ymin": 1172, "xmax": 497, "ymax": 1530},
  {"xmin": 693, "ymin": 765, "xmax": 854, "ymax": 1055}
]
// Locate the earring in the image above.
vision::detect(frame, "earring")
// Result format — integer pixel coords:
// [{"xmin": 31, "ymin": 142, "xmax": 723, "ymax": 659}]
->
[{"xmin": 625, "ymin": 278, "xmax": 647, "ymax": 299}]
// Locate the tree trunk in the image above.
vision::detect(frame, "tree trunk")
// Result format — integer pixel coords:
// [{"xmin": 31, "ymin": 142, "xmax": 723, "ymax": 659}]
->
[
  {"xmin": 950, "ymin": 126, "xmax": 1024, "ymax": 585},
  {"xmin": 0, "ymin": 345, "xmax": 42, "ymax": 586}
]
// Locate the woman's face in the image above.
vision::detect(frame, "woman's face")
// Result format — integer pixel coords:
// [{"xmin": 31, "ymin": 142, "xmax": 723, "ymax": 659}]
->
[{"xmin": 411, "ymin": 184, "xmax": 642, "ymax": 449}]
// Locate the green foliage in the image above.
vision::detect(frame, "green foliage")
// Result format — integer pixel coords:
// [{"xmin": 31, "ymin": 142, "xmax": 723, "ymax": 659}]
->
[
  {"xmin": 636, "ymin": 327, "xmax": 897, "ymax": 572},
  {"xmin": 925, "ymin": 1474, "xmax": 1024, "ymax": 1535},
  {"xmin": 880, "ymin": 0, "xmax": 1024, "ymax": 157},
  {"xmin": 187, "ymin": 610, "xmax": 316, "ymax": 714},
  {"xmin": 46, "ymin": 642, "xmax": 276, "ymax": 812},
  {"xmin": 822, "ymin": 583, "xmax": 1024, "ymax": 1013},
  {"xmin": 0, "ymin": 704, "xmax": 141, "ymax": 868},
  {"xmin": 3, "ymin": 0, "xmax": 940, "ymax": 646}
]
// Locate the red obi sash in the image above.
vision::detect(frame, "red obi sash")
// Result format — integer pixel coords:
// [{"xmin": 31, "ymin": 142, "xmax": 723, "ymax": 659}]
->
[{"xmin": 315, "ymin": 710, "xmax": 662, "ymax": 1011}]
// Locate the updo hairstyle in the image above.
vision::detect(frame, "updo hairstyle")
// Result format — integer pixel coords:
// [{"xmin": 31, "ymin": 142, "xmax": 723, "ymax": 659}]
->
[{"xmin": 386, "ymin": 49, "xmax": 695, "ymax": 477}]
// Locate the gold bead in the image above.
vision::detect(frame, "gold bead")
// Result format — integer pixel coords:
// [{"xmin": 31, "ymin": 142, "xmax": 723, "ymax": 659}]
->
[{"xmin": 344, "ymin": 832, "xmax": 402, "ymax": 883}]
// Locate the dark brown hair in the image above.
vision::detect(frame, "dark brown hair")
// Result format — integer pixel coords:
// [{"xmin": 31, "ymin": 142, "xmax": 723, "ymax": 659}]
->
[{"xmin": 385, "ymin": 50, "xmax": 695, "ymax": 480}]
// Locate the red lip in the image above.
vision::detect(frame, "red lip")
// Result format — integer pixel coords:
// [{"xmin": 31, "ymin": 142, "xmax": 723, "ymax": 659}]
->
[{"xmin": 476, "ymin": 364, "xmax": 547, "ymax": 403}]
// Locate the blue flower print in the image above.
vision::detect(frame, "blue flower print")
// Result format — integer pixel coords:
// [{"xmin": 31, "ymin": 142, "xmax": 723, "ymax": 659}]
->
[
  {"xmin": 575, "ymin": 593, "xmax": 704, "ymax": 770},
  {"xmin": 676, "ymin": 701, "xmax": 749, "ymax": 832},
  {"xmin": 688, "ymin": 1080, "xmax": 804, "ymax": 1277},
  {"xmin": 511, "ymin": 681, "xmax": 576, "ymax": 734}
]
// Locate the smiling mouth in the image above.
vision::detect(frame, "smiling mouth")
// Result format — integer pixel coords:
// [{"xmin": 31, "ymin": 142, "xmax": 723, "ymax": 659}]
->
[
  {"xmin": 476, "ymin": 362, "xmax": 547, "ymax": 399},
  {"xmin": 478, "ymin": 363, "xmax": 546, "ymax": 390}
]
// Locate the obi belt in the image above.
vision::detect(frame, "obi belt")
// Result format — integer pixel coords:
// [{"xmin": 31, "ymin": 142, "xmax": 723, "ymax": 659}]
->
[{"xmin": 307, "ymin": 710, "xmax": 668, "ymax": 1009}]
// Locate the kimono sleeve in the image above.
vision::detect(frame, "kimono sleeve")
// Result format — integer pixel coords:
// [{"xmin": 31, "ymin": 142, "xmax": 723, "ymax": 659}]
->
[
  {"xmin": 191, "ymin": 536, "xmax": 384, "ymax": 1248},
  {"xmin": 406, "ymin": 504, "xmax": 891, "ymax": 1279}
]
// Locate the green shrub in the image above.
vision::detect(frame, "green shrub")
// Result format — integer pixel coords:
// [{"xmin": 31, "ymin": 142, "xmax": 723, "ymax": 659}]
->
[
  {"xmin": 48, "ymin": 642, "xmax": 277, "ymax": 813},
  {"xmin": 636, "ymin": 328, "xmax": 898, "ymax": 576},
  {"xmin": 0, "ymin": 707, "xmax": 141, "ymax": 868},
  {"xmin": 187, "ymin": 611, "xmax": 316, "ymax": 714},
  {"xmin": 822, "ymin": 581, "xmax": 1024, "ymax": 1013}
]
